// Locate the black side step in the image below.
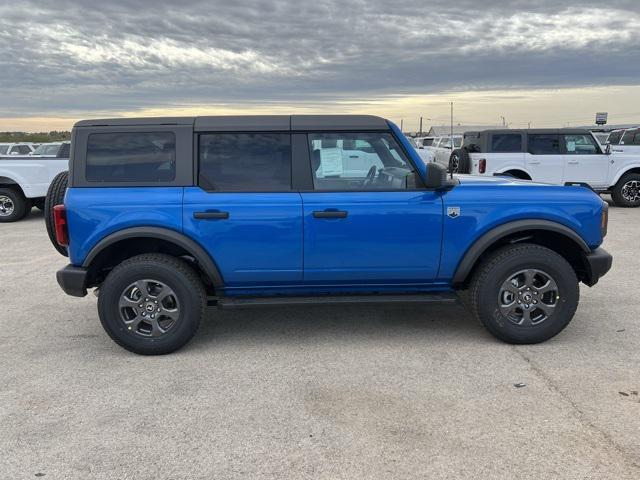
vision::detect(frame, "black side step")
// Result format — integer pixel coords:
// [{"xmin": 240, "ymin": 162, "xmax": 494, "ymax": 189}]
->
[{"xmin": 216, "ymin": 293, "xmax": 457, "ymax": 309}]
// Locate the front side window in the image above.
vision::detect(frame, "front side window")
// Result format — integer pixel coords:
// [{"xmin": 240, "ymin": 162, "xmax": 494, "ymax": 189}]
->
[
  {"xmin": 622, "ymin": 130, "xmax": 635, "ymax": 145},
  {"xmin": 86, "ymin": 132, "xmax": 176, "ymax": 182},
  {"xmin": 528, "ymin": 134, "xmax": 560, "ymax": 155},
  {"xmin": 563, "ymin": 134, "xmax": 600, "ymax": 155},
  {"xmin": 308, "ymin": 132, "xmax": 413, "ymax": 191},
  {"xmin": 0, "ymin": 145, "xmax": 8, "ymax": 155},
  {"xmin": 199, "ymin": 133, "xmax": 291, "ymax": 191},
  {"xmin": 453, "ymin": 137, "xmax": 462, "ymax": 148},
  {"xmin": 491, "ymin": 134, "xmax": 522, "ymax": 152},
  {"xmin": 633, "ymin": 130, "xmax": 640, "ymax": 146},
  {"xmin": 439, "ymin": 137, "xmax": 452, "ymax": 149},
  {"xmin": 422, "ymin": 138, "xmax": 433, "ymax": 146}
]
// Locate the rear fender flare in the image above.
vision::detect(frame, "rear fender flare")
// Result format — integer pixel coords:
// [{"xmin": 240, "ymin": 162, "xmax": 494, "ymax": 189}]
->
[{"xmin": 82, "ymin": 227, "xmax": 224, "ymax": 287}]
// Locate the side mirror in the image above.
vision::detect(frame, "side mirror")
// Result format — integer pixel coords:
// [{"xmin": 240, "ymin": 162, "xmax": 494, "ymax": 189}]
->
[
  {"xmin": 605, "ymin": 144, "xmax": 611, "ymax": 155},
  {"xmin": 425, "ymin": 163, "xmax": 447, "ymax": 189}
]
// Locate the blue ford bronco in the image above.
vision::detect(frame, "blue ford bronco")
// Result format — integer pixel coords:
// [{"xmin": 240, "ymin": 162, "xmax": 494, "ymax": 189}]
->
[{"xmin": 48, "ymin": 115, "xmax": 612, "ymax": 354}]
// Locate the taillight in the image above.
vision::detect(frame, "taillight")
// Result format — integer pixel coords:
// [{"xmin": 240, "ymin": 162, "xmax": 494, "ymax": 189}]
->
[
  {"xmin": 53, "ymin": 205, "xmax": 69, "ymax": 246},
  {"xmin": 478, "ymin": 158, "xmax": 486, "ymax": 174}
]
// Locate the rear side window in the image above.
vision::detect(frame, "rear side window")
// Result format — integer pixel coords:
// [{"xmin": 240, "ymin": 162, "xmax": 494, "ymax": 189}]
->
[
  {"xmin": 86, "ymin": 132, "xmax": 176, "ymax": 182},
  {"xmin": 633, "ymin": 130, "xmax": 640, "ymax": 146},
  {"xmin": 491, "ymin": 134, "xmax": 522, "ymax": 152},
  {"xmin": 528, "ymin": 134, "xmax": 560, "ymax": 155},
  {"xmin": 198, "ymin": 133, "xmax": 291, "ymax": 191}
]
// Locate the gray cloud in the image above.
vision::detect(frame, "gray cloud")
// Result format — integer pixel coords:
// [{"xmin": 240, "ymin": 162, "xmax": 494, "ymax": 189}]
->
[{"xmin": 1, "ymin": 0, "xmax": 639, "ymax": 116}]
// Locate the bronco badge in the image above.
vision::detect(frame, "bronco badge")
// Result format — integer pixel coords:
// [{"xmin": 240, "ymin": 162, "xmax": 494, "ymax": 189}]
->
[{"xmin": 447, "ymin": 207, "xmax": 461, "ymax": 218}]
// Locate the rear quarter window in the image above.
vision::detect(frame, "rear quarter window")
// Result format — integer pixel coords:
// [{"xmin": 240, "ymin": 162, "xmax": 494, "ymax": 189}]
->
[
  {"xmin": 491, "ymin": 134, "xmax": 522, "ymax": 152},
  {"xmin": 86, "ymin": 132, "xmax": 176, "ymax": 182}
]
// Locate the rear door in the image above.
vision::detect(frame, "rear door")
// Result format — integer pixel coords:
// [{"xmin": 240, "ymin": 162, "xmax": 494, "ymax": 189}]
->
[
  {"xmin": 562, "ymin": 133, "xmax": 610, "ymax": 189},
  {"xmin": 300, "ymin": 131, "xmax": 443, "ymax": 284},
  {"xmin": 525, "ymin": 134, "xmax": 564, "ymax": 184},
  {"xmin": 183, "ymin": 132, "xmax": 303, "ymax": 286}
]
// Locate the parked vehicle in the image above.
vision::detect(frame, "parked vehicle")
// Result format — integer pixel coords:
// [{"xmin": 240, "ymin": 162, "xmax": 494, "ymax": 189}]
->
[
  {"xmin": 607, "ymin": 127, "xmax": 640, "ymax": 156},
  {"xmin": 415, "ymin": 136, "xmax": 436, "ymax": 148},
  {"xmin": 51, "ymin": 115, "xmax": 611, "ymax": 355},
  {"xmin": 29, "ymin": 141, "xmax": 71, "ymax": 158},
  {"xmin": 456, "ymin": 129, "xmax": 640, "ymax": 207},
  {"xmin": 0, "ymin": 143, "xmax": 36, "ymax": 156},
  {"xmin": 0, "ymin": 152, "xmax": 69, "ymax": 221},
  {"xmin": 429, "ymin": 135, "xmax": 463, "ymax": 168}
]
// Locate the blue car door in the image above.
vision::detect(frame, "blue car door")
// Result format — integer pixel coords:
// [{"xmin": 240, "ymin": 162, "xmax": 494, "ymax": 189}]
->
[
  {"xmin": 183, "ymin": 131, "xmax": 303, "ymax": 288},
  {"xmin": 301, "ymin": 132, "xmax": 443, "ymax": 285}
]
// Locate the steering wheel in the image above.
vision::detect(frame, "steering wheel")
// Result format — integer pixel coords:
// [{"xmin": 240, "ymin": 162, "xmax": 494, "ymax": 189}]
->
[{"xmin": 363, "ymin": 165, "xmax": 377, "ymax": 187}]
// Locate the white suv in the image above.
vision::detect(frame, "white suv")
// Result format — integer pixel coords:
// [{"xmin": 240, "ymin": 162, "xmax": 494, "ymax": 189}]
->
[
  {"xmin": 428, "ymin": 135, "xmax": 462, "ymax": 168},
  {"xmin": 459, "ymin": 129, "xmax": 640, "ymax": 207}
]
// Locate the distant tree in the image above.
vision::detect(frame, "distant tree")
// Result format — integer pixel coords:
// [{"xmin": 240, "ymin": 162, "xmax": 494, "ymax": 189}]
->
[{"xmin": 0, "ymin": 131, "xmax": 71, "ymax": 143}]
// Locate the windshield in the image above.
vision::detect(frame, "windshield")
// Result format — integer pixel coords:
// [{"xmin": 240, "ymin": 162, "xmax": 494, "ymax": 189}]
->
[
  {"xmin": 32, "ymin": 144, "xmax": 60, "ymax": 156},
  {"xmin": 0, "ymin": 146, "xmax": 9, "ymax": 155}
]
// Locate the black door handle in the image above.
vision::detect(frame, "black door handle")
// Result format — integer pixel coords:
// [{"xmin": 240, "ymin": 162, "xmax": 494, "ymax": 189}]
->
[
  {"xmin": 313, "ymin": 210, "xmax": 348, "ymax": 219},
  {"xmin": 194, "ymin": 211, "xmax": 229, "ymax": 220}
]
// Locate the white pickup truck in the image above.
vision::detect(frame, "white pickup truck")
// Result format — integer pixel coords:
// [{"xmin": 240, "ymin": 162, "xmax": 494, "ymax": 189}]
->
[
  {"xmin": 0, "ymin": 148, "xmax": 68, "ymax": 222},
  {"xmin": 456, "ymin": 129, "xmax": 640, "ymax": 207}
]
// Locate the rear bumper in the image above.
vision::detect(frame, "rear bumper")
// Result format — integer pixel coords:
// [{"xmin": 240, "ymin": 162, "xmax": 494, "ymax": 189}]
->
[
  {"xmin": 583, "ymin": 247, "xmax": 613, "ymax": 287},
  {"xmin": 56, "ymin": 265, "xmax": 88, "ymax": 297}
]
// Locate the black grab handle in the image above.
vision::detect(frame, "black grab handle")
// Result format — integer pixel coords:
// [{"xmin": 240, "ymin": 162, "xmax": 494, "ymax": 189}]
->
[
  {"xmin": 313, "ymin": 210, "xmax": 348, "ymax": 219},
  {"xmin": 193, "ymin": 211, "xmax": 230, "ymax": 220}
]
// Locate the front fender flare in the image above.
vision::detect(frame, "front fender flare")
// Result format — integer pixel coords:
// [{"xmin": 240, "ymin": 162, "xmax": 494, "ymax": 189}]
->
[
  {"xmin": 82, "ymin": 226, "xmax": 224, "ymax": 287},
  {"xmin": 452, "ymin": 219, "xmax": 590, "ymax": 285}
]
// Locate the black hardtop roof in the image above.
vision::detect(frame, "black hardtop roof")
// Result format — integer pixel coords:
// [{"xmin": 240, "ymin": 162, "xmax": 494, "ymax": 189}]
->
[
  {"xmin": 469, "ymin": 128, "xmax": 595, "ymax": 136},
  {"xmin": 74, "ymin": 115, "xmax": 389, "ymax": 131}
]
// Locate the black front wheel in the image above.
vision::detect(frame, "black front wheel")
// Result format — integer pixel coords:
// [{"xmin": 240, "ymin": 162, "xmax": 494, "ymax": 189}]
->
[
  {"xmin": 98, "ymin": 254, "xmax": 206, "ymax": 355},
  {"xmin": 469, "ymin": 244, "xmax": 579, "ymax": 344},
  {"xmin": 611, "ymin": 173, "xmax": 640, "ymax": 207}
]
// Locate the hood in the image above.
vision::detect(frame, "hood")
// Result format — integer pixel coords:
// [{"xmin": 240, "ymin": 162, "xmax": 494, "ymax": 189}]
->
[{"xmin": 454, "ymin": 174, "xmax": 552, "ymax": 188}]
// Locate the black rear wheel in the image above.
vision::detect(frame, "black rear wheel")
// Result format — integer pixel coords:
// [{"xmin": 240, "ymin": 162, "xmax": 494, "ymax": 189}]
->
[
  {"xmin": 45, "ymin": 171, "xmax": 69, "ymax": 256},
  {"xmin": 470, "ymin": 244, "xmax": 579, "ymax": 344},
  {"xmin": 98, "ymin": 254, "xmax": 206, "ymax": 355}
]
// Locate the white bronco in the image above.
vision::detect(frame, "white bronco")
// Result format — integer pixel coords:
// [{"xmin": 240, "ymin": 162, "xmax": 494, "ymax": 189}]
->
[
  {"xmin": 457, "ymin": 129, "xmax": 640, "ymax": 207},
  {"xmin": 0, "ymin": 155, "xmax": 68, "ymax": 221}
]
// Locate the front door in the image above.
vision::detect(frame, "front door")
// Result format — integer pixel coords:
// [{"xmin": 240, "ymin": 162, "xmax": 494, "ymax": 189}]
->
[
  {"xmin": 562, "ymin": 133, "xmax": 610, "ymax": 189},
  {"xmin": 183, "ymin": 132, "xmax": 302, "ymax": 287},
  {"xmin": 301, "ymin": 131, "xmax": 443, "ymax": 285}
]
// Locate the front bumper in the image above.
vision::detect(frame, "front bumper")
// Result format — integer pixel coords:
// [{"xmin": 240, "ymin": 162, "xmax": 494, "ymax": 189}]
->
[
  {"xmin": 583, "ymin": 247, "xmax": 613, "ymax": 287},
  {"xmin": 56, "ymin": 265, "xmax": 88, "ymax": 297}
]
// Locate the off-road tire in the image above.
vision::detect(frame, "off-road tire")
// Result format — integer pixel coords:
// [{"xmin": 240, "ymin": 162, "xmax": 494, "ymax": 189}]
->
[
  {"xmin": 450, "ymin": 148, "xmax": 471, "ymax": 174},
  {"xmin": 470, "ymin": 244, "xmax": 579, "ymax": 344},
  {"xmin": 44, "ymin": 171, "xmax": 69, "ymax": 256},
  {"xmin": 98, "ymin": 254, "xmax": 206, "ymax": 355},
  {"xmin": 611, "ymin": 173, "xmax": 640, "ymax": 208},
  {"xmin": 0, "ymin": 187, "xmax": 28, "ymax": 222}
]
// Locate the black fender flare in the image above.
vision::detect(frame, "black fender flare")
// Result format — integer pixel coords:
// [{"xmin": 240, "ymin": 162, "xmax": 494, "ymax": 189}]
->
[
  {"xmin": 82, "ymin": 226, "xmax": 224, "ymax": 287},
  {"xmin": 452, "ymin": 220, "xmax": 590, "ymax": 285}
]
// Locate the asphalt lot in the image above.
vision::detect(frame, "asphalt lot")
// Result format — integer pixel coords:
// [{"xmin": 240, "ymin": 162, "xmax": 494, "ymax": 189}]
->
[{"xmin": 1, "ymin": 200, "xmax": 639, "ymax": 479}]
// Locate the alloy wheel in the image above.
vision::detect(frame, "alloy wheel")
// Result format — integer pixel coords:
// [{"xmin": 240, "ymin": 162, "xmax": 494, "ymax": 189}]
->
[
  {"xmin": 118, "ymin": 279, "xmax": 180, "ymax": 337},
  {"xmin": 621, "ymin": 180, "xmax": 640, "ymax": 203},
  {"xmin": 498, "ymin": 269, "xmax": 559, "ymax": 326},
  {"xmin": 0, "ymin": 195, "xmax": 14, "ymax": 217}
]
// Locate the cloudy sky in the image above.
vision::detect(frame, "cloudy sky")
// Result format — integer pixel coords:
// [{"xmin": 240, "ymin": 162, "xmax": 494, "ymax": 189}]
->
[{"xmin": 1, "ymin": 0, "xmax": 639, "ymax": 131}]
